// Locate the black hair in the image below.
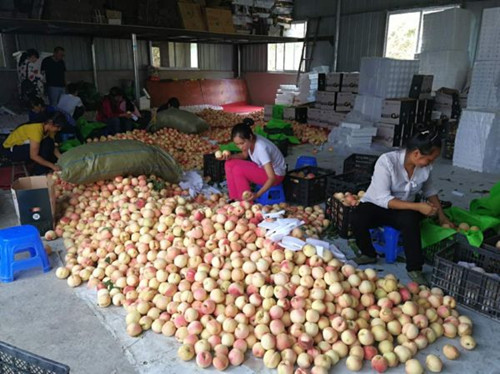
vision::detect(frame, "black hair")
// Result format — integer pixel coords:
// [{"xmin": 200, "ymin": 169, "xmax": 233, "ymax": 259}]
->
[
  {"xmin": 19, "ymin": 48, "xmax": 39, "ymax": 66},
  {"xmin": 242, "ymin": 117, "xmax": 254, "ymax": 126},
  {"xmin": 66, "ymin": 83, "xmax": 78, "ymax": 95},
  {"xmin": 406, "ymin": 124, "xmax": 442, "ymax": 155},
  {"xmin": 46, "ymin": 113, "xmax": 66, "ymax": 128},
  {"xmin": 109, "ymin": 87, "xmax": 124, "ymax": 97},
  {"xmin": 29, "ymin": 97, "xmax": 45, "ymax": 109},
  {"xmin": 231, "ymin": 121, "xmax": 255, "ymax": 141},
  {"xmin": 157, "ymin": 97, "xmax": 180, "ymax": 113},
  {"xmin": 54, "ymin": 46, "xmax": 65, "ymax": 53}
]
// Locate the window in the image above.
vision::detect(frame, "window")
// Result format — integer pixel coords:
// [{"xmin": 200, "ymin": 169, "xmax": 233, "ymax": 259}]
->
[
  {"xmin": 268, "ymin": 21, "xmax": 306, "ymax": 72},
  {"xmin": 384, "ymin": 5, "xmax": 460, "ymax": 59},
  {"xmin": 151, "ymin": 42, "xmax": 198, "ymax": 69}
]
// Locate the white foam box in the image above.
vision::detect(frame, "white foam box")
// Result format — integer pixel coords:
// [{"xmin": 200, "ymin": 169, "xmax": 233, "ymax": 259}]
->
[
  {"xmin": 421, "ymin": 8, "xmax": 472, "ymax": 53},
  {"xmin": 476, "ymin": 7, "xmax": 500, "ymax": 61},
  {"xmin": 453, "ymin": 110, "xmax": 497, "ymax": 171},
  {"xmin": 418, "ymin": 50, "xmax": 470, "ymax": 91},
  {"xmin": 353, "ymin": 95, "xmax": 384, "ymax": 122},
  {"xmin": 467, "ymin": 60, "xmax": 500, "ymax": 109},
  {"xmin": 264, "ymin": 105, "xmax": 273, "ymax": 116},
  {"xmin": 359, "ymin": 57, "xmax": 420, "ymax": 98}
]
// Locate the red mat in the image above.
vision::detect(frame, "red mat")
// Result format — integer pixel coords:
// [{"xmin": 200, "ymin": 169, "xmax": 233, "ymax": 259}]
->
[
  {"xmin": 0, "ymin": 166, "xmax": 11, "ymax": 190},
  {"xmin": 222, "ymin": 102, "xmax": 263, "ymax": 114}
]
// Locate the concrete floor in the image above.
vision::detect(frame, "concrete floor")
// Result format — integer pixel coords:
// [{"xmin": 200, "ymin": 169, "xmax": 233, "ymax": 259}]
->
[{"xmin": 1, "ymin": 144, "xmax": 500, "ymax": 374}]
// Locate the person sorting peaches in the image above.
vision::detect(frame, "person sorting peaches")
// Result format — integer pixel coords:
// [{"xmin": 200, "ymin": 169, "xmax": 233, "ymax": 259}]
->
[
  {"xmin": 222, "ymin": 119, "xmax": 286, "ymax": 201},
  {"xmin": 352, "ymin": 127, "xmax": 454, "ymax": 286}
]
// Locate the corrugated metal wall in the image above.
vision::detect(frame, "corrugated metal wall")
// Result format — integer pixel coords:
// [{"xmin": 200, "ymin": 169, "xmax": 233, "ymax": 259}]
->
[
  {"xmin": 337, "ymin": 11, "xmax": 386, "ymax": 71},
  {"xmin": 198, "ymin": 44, "xmax": 234, "ymax": 71},
  {"xmin": 94, "ymin": 38, "xmax": 149, "ymax": 70},
  {"xmin": 241, "ymin": 44, "xmax": 267, "ymax": 72}
]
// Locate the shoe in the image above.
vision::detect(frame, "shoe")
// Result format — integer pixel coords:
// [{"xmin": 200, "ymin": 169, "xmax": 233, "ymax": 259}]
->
[
  {"xmin": 407, "ymin": 271, "xmax": 429, "ymax": 286},
  {"xmin": 354, "ymin": 254, "xmax": 378, "ymax": 265}
]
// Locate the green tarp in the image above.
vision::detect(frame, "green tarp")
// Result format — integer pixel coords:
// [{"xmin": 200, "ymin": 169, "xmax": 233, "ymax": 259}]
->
[
  {"xmin": 421, "ymin": 206, "xmax": 500, "ymax": 248},
  {"xmin": 58, "ymin": 140, "xmax": 183, "ymax": 185},
  {"xmin": 470, "ymin": 181, "xmax": 500, "ymax": 218}
]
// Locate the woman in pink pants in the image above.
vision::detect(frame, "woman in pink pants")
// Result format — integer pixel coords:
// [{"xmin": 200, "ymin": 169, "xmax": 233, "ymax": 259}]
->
[{"xmin": 224, "ymin": 121, "xmax": 286, "ymax": 201}]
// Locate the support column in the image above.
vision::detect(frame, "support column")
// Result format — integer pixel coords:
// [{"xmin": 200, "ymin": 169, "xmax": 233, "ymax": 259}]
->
[
  {"xmin": 131, "ymin": 33, "xmax": 140, "ymax": 102},
  {"xmin": 91, "ymin": 38, "xmax": 98, "ymax": 92},
  {"xmin": 333, "ymin": 0, "xmax": 341, "ymax": 72}
]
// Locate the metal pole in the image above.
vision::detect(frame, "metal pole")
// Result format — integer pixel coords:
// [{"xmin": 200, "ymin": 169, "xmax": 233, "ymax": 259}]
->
[
  {"xmin": 332, "ymin": 0, "xmax": 341, "ymax": 72},
  {"xmin": 131, "ymin": 33, "xmax": 140, "ymax": 102},
  {"xmin": 91, "ymin": 38, "xmax": 99, "ymax": 92},
  {"xmin": 237, "ymin": 44, "xmax": 242, "ymax": 78},
  {"xmin": 148, "ymin": 41, "xmax": 154, "ymax": 66}
]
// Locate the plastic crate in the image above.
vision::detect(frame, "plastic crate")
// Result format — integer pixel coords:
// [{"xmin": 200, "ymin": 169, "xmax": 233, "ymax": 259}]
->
[
  {"xmin": 325, "ymin": 173, "xmax": 371, "ymax": 199},
  {"xmin": 482, "ymin": 234, "xmax": 500, "ymax": 252},
  {"xmin": 432, "ymin": 241, "xmax": 500, "ymax": 320},
  {"xmin": 203, "ymin": 154, "xmax": 226, "ymax": 183},
  {"xmin": 284, "ymin": 166, "xmax": 335, "ymax": 206},
  {"xmin": 343, "ymin": 154, "xmax": 379, "ymax": 175},
  {"xmin": 0, "ymin": 341, "xmax": 70, "ymax": 374},
  {"xmin": 326, "ymin": 197, "xmax": 357, "ymax": 238},
  {"xmin": 422, "ymin": 235, "xmax": 457, "ymax": 264}
]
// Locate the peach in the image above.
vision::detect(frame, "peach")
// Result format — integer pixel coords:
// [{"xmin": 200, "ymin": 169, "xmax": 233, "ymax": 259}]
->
[
  {"xmin": 357, "ymin": 329, "xmax": 374, "ymax": 346},
  {"xmin": 425, "ymin": 354, "xmax": 443, "ymax": 373},
  {"xmin": 460, "ymin": 335, "xmax": 477, "ymax": 350},
  {"xmin": 458, "ymin": 323, "xmax": 472, "ymax": 336},
  {"xmin": 363, "ymin": 345, "xmax": 378, "ymax": 361},
  {"xmin": 442, "ymin": 344, "xmax": 460, "ymax": 360},
  {"xmin": 394, "ymin": 345, "xmax": 412, "ymax": 363},
  {"xmin": 383, "ymin": 352, "xmax": 399, "ymax": 367},
  {"xmin": 371, "ymin": 355, "xmax": 389, "ymax": 373},
  {"xmin": 196, "ymin": 351, "xmax": 212, "ymax": 368},
  {"xmin": 402, "ymin": 323, "xmax": 419, "ymax": 340},
  {"xmin": 405, "ymin": 358, "xmax": 424, "ymax": 374},
  {"xmin": 341, "ymin": 329, "xmax": 357, "ymax": 345},
  {"xmin": 401, "ymin": 301, "xmax": 418, "ymax": 317},
  {"xmin": 378, "ymin": 340, "xmax": 393, "ymax": 354},
  {"xmin": 213, "ymin": 354, "xmax": 229, "ymax": 371},
  {"xmin": 443, "ymin": 322, "xmax": 457, "ymax": 338},
  {"xmin": 345, "ymin": 355, "xmax": 363, "ymax": 371},
  {"xmin": 263, "ymin": 350, "xmax": 281, "ymax": 369},
  {"xmin": 349, "ymin": 345, "xmax": 364, "ymax": 359}
]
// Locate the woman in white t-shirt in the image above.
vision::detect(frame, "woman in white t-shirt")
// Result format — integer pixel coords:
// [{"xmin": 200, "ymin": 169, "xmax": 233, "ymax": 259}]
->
[
  {"xmin": 223, "ymin": 120, "xmax": 286, "ymax": 201},
  {"xmin": 352, "ymin": 128, "xmax": 454, "ymax": 285}
]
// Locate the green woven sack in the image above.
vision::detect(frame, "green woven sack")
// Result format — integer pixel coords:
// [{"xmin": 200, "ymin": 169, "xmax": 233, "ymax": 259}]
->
[
  {"xmin": 58, "ymin": 140, "xmax": 183, "ymax": 185},
  {"xmin": 150, "ymin": 108, "xmax": 209, "ymax": 134}
]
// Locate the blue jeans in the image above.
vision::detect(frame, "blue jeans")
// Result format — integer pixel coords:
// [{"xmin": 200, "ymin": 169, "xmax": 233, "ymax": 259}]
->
[{"xmin": 47, "ymin": 86, "xmax": 65, "ymax": 106}]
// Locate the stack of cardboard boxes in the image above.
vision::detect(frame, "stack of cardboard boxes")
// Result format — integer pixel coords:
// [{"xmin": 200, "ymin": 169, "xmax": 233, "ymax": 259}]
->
[
  {"xmin": 308, "ymin": 72, "xmax": 359, "ymax": 128},
  {"xmin": 374, "ymin": 75, "xmax": 434, "ymax": 147}
]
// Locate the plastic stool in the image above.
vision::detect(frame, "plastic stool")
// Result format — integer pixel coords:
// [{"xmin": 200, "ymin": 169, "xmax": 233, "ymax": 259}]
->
[
  {"xmin": 254, "ymin": 184, "xmax": 286, "ymax": 205},
  {"xmin": 295, "ymin": 156, "xmax": 317, "ymax": 169},
  {"xmin": 0, "ymin": 225, "xmax": 51, "ymax": 283},
  {"xmin": 370, "ymin": 226, "xmax": 404, "ymax": 264}
]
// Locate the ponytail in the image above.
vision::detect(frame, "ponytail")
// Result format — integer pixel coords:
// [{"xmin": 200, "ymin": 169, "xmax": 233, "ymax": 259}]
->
[
  {"xmin": 406, "ymin": 124, "xmax": 442, "ymax": 155},
  {"xmin": 231, "ymin": 118, "xmax": 255, "ymax": 140}
]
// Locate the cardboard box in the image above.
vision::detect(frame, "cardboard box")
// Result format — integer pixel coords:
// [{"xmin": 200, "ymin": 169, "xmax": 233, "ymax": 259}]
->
[
  {"xmin": 316, "ymin": 91, "xmax": 336, "ymax": 106},
  {"xmin": 325, "ymin": 85, "xmax": 341, "ymax": 92},
  {"xmin": 335, "ymin": 92, "xmax": 355, "ymax": 112},
  {"xmin": 434, "ymin": 103, "xmax": 461, "ymax": 120},
  {"xmin": 326, "ymin": 73, "xmax": 342, "ymax": 87},
  {"xmin": 375, "ymin": 122, "xmax": 403, "ymax": 147},
  {"xmin": 106, "ymin": 9, "xmax": 122, "ymax": 25},
  {"xmin": 409, "ymin": 75, "xmax": 434, "ymax": 99},
  {"xmin": 283, "ymin": 107, "xmax": 308, "ymax": 123},
  {"xmin": 341, "ymin": 73, "xmax": 359, "ymax": 92},
  {"xmin": 11, "ymin": 176, "xmax": 56, "ymax": 235},
  {"xmin": 307, "ymin": 108, "xmax": 322, "ymax": 121},
  {"xmin": 381, "ymin": 98, "xmax": 417, "ymax": 125},
  {"xmin": 178, "ymin": 2, "xmax": 207, "ymax": 31},
  {"xmin": 206, "ymin": 8, "xmax": 235, "ymax": 33}
]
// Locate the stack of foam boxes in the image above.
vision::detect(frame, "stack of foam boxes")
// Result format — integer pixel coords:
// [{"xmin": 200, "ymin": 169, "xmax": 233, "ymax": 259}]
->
[
  {"xmin": 418, "ymin": 8, "xmax": 472, "ymax": 91},
  {"xmin": 307, "ymin": 72, "xmax": 358, "ymax": 129},
  {"xmin": 453, "ymin": 7, "xmax": 500, "ymax": 173}
]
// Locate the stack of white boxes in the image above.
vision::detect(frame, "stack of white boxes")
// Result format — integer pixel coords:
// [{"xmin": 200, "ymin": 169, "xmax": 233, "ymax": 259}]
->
[
  {"xmin": 453, "ymin": 7, "xmax": 500, "ymax": 173},
  {"xmin": 418, "ymin": 8, "xmax": 472, "ymax": 91},
  {"xmin": 295, "ymin": 73, "xmax": 318, "ymax": 105},
  {"xmin": 309, "ymin": 72, "xmax": 358, "ymax": 128},
  {"xmin": 275, "ymin": 84, "xmax": 299, "ymax": 105}
]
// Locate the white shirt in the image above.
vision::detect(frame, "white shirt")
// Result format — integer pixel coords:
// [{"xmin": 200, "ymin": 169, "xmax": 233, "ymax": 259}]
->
[
  {"xmin": 57, "ymin": 94, "xmax": 83, "ymax": 116},
  {"xmin": 361, "ymin": 150, "xmax": 438, "ymax": 209},
  {"xmin": 248, "ymin": 135, "xmax": 287, "ymax": 176}
]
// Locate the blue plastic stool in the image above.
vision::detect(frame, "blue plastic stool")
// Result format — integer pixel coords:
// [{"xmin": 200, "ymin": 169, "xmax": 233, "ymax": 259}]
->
[
  {"xmin": 255, "ymin": 184, "xmax": 286, "ymax": 205},
  {"xmin": 370, "ymin": 226, "xmax": 404, "ymax": 264},
  {"xmin": 0, "ymin": 225, "xmax": 51, "ymax": 283},
  {"xmin": 295, "ymin": 156, "xmax": 317, "ymax": 169}
]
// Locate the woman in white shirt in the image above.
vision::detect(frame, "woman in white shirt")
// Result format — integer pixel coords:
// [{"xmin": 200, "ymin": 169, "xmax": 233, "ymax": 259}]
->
[
  {"xmin": 223, "ymin": 120, "xmax": 287, "ymax": 201},
  {"xmin": 352, "ymin": 129, "xmax": 453, "ymax": 285}
]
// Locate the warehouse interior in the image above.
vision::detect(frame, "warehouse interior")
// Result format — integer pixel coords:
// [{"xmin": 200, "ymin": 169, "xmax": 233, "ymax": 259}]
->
[{"xmin": 1, "ymin": 0, "xmax": 500, "ymax": 373}]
